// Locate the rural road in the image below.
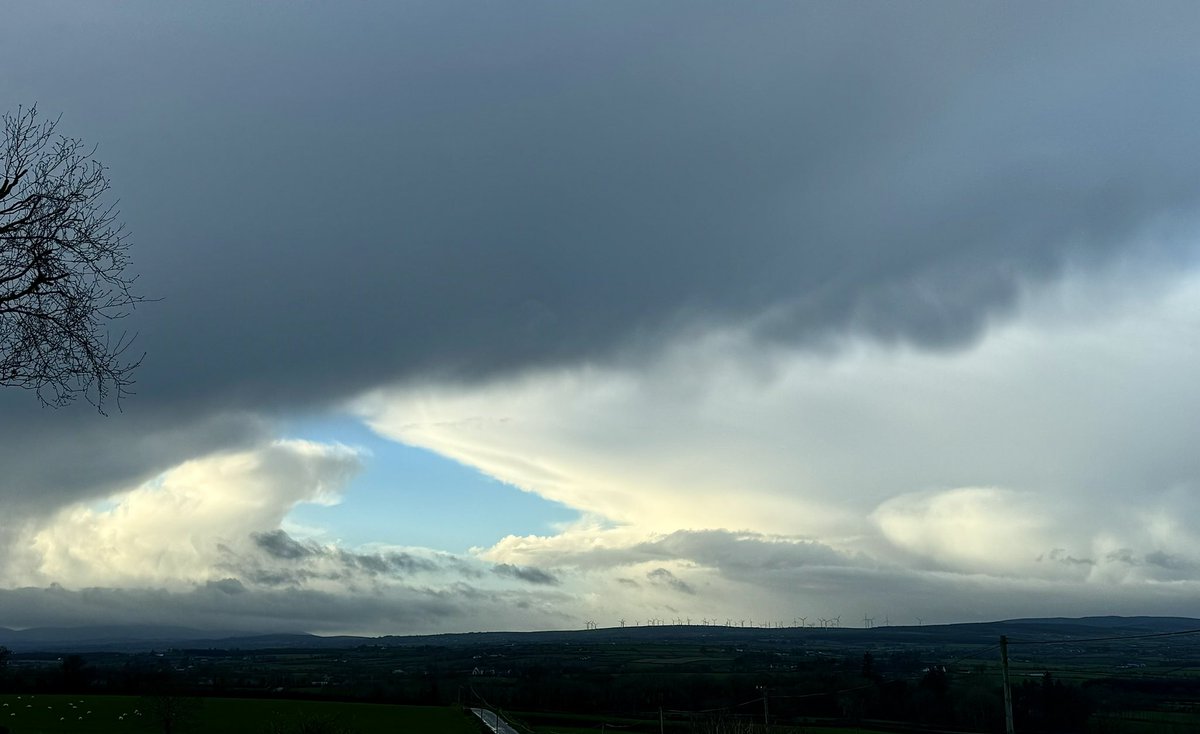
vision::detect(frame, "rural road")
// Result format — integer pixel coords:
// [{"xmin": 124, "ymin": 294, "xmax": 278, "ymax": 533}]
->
[{"xmin": 470, "ymin": 707, "xmax": 520, "ymax": 734}]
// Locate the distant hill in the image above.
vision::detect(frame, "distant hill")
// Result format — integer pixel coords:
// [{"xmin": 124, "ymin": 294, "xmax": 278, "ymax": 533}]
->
[
  {"xmin": 1002, "ymin": 615, "xmax": 1200, "ymax": 630},
  {"xmin": 0, "ymin": 615, "xmax": 1196, "ymax": 653},
  {"xmin": 0, "ymin": 625, "xmax": 300, "ymax": 652}
]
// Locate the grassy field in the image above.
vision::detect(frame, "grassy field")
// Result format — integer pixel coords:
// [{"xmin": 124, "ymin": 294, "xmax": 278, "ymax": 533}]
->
[
  {"xmin": 0, "ymin": 694, "xmax": 479, "ymax": 733},
  {"xmin": 1089, "ymin": 710, "xmax": 1200, "ymax": 734},
  {"xmin": 531, "ymin": 727, "xmax": 898, "ymax": 734},
  {"xmin": 510, "ymin": 708, "xmax": 903, "ymax": 734}
]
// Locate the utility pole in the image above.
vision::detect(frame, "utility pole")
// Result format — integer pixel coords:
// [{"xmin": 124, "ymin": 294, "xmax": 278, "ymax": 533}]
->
[
  {"xmin": 1000, "ymin": 635, "xmax": 1015, "ymax": 734},
  {"xmin": 757, "ymin": 685, "xmax": 769, "ymax": 730}
]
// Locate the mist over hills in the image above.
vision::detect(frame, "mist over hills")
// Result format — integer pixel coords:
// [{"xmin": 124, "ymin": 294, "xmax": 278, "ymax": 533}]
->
[{"xmin": 1, "ymin": 616, "xmax": 1194, "ymax": 654}]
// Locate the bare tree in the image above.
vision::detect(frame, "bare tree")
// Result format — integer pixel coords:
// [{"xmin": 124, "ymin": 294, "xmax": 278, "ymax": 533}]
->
[
  {"xmin": 145, "ymin": 693, "xmax": 200, "ymax": 734},
  {"xmin": 1, "ymin": 105, "xmax": 141, "ymax": 410}
]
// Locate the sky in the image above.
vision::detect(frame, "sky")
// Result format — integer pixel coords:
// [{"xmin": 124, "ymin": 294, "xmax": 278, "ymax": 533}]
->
[{"xmin": 3, "ymin": 1, "xmax": 1200, "ymax": 635}]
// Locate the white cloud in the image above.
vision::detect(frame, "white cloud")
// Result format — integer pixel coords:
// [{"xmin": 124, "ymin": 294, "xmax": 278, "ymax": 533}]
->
[
  {"xmin": 0, "ymin": 440, "xmax": 595, "ymax": 634},
  {"xmin": 6, "ymin": 440, "xmax": 363, "ymax": 588},
  {"xmin": 872, "ymin": 487, "xmax": 1056, "ymax": 576},
  {"xmin": 357, "ymin": 266, "xmax": 1200, "ymax": 617}
]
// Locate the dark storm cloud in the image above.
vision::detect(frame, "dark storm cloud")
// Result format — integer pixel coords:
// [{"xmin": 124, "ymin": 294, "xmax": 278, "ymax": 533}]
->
[
  {"xmin": 492, "ymin": 563, "xmax": 560, "ymax": 586},
  {"xmin": 1037, "ymin": 549, "xmax": 1096, "ymax": 567},
  {"xmin": 0, "ymin": 394, "xmax": 271, "ymax": 519},
  {"xmin": 253, "ymin": 530, "xmax": 315, "ymax": 560},
  {"xmin": 238, "ymin": 530, "xmax": 443, "ymax": 586},
  {"xmin": 1103, "ymin": 548, "xmax": 1199, "ymax": 581},
  {"xmin": 1144, "ymin": 551, "xmax": 1192, "ymax": 571},
  {"xmin": 4, "ymin": 1, "xmax": 1200, "ymax": 419},
  {"xmin": 647, "ymin": 568, "xmax": 695, "ymax": 596},
  {"xmin": 206, "ymin": 578, "xmax": 247, "ymax": 595},
  {"xmin": 0, "ymin": 582, "xmax": 572, "ymax": 635},
  {"xmin": 3, "ymin": 0, "xmax": 1200, "ymax": 518}
]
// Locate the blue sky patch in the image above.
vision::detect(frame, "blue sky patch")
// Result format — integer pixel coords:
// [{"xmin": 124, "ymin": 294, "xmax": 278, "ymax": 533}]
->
[{"xmin": 280, "ymin": 415, "xmax": 578, "ymax": 552}]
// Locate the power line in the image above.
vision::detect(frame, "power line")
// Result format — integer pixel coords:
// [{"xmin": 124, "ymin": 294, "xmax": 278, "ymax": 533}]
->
[
  {"xmin": 772, "ymin": 682, "xmax": 875, "ymax": 700},
  {"xmin": 1006, "ymin": 626, "xmax": 1200, "ymax": 646},
  {"xmin": 944, "ymin": 642, "xmax": 1002, "ymax": 671},
  {"xmin": 1002, "ymin": 664, "xmax": 1200, "ymax": 680},
  {"xmin": 665, "ymin": 695, "xmax": 765, "ymax": 715}
]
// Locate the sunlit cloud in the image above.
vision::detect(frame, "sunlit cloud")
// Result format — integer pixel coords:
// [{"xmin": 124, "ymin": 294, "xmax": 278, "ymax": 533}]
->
[
  {"xmin": 7, "ymin": 441, "xmax": 363, "ymax": 589},
  {"xmin": 355, "ymin": 268, "xmax": 1200, "ymax": 619}
]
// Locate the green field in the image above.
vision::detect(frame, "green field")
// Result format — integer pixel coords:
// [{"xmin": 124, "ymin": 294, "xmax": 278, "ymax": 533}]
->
[
  {"xmin": 511, "ymin": 708, "xmax": 902, "ymax": 734},
  {"xmin": 530, "ymin": 727, "xmax": 897, "ymax": 734},
  {"xmin": 0, "ymin": 694, "xmax": 478, "ymax": 733},
  {"xmin": 1089, "ymin": 710, "xmax": 1200, "ymax": 734}
]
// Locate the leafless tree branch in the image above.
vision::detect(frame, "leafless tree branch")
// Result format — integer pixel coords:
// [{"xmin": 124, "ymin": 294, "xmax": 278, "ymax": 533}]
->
[{"xmin": 0, "ymin": 105, "xmax": 143, "ymax": 411}]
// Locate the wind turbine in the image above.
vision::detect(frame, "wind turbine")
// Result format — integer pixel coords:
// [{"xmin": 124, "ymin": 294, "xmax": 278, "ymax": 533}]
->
[
  {"xmin": 818, "ymin": 617, "xmax": 828, "ymax": 628},
  {"xmin": 916, "ymin": 616, "xmax": 924, "ymax": 626},
  {"xmin": 619, "ymin": 619, "xmax": 625, "ymax": 628},
  {"xmin": 799, "ymin": 616, "xmax": 808, "ymax": 628},
  {"xmin": 833, "ymin": 615, "xmax": 841, "ymax": 628}
]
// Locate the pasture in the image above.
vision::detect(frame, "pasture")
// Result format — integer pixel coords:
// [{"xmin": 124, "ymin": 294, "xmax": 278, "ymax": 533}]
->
[{"xmin": 0, "ymin": 694, "xmax": 477, "ymax": 733}]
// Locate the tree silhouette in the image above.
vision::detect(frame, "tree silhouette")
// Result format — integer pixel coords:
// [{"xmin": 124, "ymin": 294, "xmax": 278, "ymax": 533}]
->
[
  {"xmin": 146, "ymin": 693, "xmax": 200, "ymax": 734},
  {"xmin": 1, "ymin": 106, "xmax": 142, "ymax": 410},
  {"xmin": 61, "ymin": 654, "xmax": 89, "ymax": 692}
]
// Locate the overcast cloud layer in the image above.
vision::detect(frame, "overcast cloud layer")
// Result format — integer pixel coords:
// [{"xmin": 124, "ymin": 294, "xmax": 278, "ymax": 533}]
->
[{"xmin": 3, "ymin": 2, "xmax": 1200, "ymax": 633}]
